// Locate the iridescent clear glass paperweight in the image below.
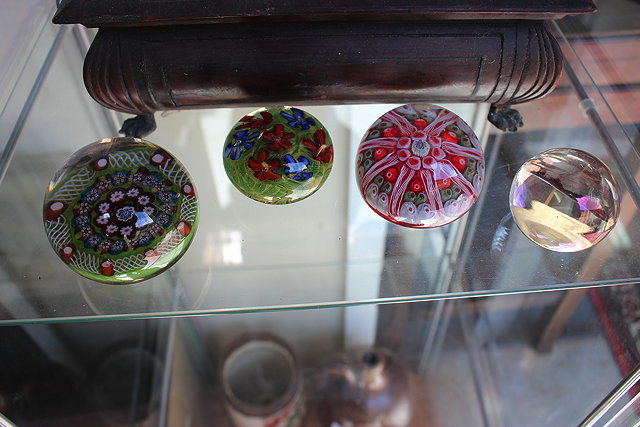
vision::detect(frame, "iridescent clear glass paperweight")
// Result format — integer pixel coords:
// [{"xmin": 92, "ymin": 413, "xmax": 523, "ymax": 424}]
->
[{"xmin": 509, "ymin": 148, "xmax": 620, "ymax": 252}]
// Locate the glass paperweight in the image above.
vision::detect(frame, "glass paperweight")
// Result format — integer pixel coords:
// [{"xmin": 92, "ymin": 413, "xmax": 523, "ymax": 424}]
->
[
  {"xmin": 509, "ymin": 148, "xmax": 620, "ymax": 252},
  {"xmin": 222, "ymin": 107, "xmax": 333, "ymax": 204},
  {"xmin": 355, "ymin": 104, "xmax": 484, "ymax": 228},
  {"xmin": 43, "ymin": 137, "xmax": 198, "ymax": 284}
]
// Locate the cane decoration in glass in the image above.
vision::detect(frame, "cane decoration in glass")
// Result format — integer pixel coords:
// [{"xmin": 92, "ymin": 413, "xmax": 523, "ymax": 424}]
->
[
  {"xmin": 509, "ymin": 148, "xmax": 620, "ymax": 252},
  {"xmin": 356, "ymin": 104, "xmax": 485, "ymax": 228},
  {"xmin": 43, "ymin": 138, "xmax": 198, "ymax": 284},
  {"xmin": 223, "ymin": 107, "xmax": 333, "ymax": 204}
]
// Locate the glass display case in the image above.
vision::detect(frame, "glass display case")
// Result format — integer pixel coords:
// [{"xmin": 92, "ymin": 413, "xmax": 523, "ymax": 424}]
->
[{"xmin": 1, "ymin": 0, "xmax": 640, "ymax": 426}]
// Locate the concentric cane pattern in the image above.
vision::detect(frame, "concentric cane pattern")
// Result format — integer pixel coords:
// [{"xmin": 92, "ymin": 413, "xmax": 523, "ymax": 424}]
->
[
  {"xmin": 356, "ymin": 104, "xmax": 485, "ymax": 228},
  {"xmin": 43, "ymin": 138, "xmax": 198, "ymax": 284},
  {"xmin": 223, "ymin": 107, "xmax": 333, "ymax": 204}
]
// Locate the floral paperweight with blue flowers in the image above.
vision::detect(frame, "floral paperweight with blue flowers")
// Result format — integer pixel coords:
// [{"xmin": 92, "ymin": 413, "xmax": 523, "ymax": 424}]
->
[{"xmin": 223, "ymin": 107, "xmax": 333, "ymax": 204}]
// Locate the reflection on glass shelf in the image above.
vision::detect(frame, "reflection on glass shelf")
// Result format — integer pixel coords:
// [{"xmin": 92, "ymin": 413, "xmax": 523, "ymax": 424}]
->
[
  {"xmin": 556, "ymin": 0, "xmax": 640, "ymax": 153},
  {"xmin": 0, "ymin": 318, "xmax": 171, "ymax": 426},
  {"xmin": 0, "ymin": 1, "xmax": 55, "ymax": 125},
  {"xmin": 0, "ymin": 21, "xmax": 640, "ymax": 324},
  {"xmin": 581, "ymin": 364, "xmax": 640, "ymax": 427},
  {"xmin": 0, "ymin": 290, "xmax": 631, "ymax": 426}
]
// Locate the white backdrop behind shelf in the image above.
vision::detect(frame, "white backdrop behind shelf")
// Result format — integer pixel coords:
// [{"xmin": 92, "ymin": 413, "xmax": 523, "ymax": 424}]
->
[
  {"xmin": 150, "ymin": 103, "xmax": 480, "ymax": 354},
  {"xmin": 0, "ymin": 16, "xmax": 483, "ymax": 340}
]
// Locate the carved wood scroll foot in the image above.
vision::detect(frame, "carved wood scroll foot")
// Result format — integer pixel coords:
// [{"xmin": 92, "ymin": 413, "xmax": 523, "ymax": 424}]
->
[
  {"xmin": 488, "ymin": 105, "xmax": 525, "ymax": 132},
  {"xmin": 119, "ymin": 114, "xmax": 157, "ymax": 138}
]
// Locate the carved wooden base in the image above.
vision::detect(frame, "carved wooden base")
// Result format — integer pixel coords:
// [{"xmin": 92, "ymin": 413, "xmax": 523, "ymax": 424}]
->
[{"xmin": 82, "ymin": 20, "xmax": 564, "ymax": 115}]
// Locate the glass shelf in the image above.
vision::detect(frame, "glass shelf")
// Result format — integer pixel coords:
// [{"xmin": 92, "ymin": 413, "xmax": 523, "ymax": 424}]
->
[
  {"xmin": 1, "ymin": 290, "xmax": 626, "ymax": 426},
  {"xmin": 1, "ymin": 12, "xmax": 639, "ymax": 325}
]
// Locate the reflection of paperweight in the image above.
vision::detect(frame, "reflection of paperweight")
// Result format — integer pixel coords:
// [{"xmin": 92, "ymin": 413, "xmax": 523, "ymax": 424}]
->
[
  {"xmin": 221, "ymin": 333, "xmax": 304, "ymax": 427},
  {"xmin": 510, "ymin": 148, "xmax": 620, "ymax": 252},
  {"xmin": 223, "ymin": 107, "xmax": 333, "ymax": 204},
  {"xmin": 43, "ymin": 137, "xmax": 198, "ymax": 284},
  {"xmin": 356, "ymin": 104, "xmax": 484, "ymax": 228},
  {"xmin": 92, "ymin": 348, "xmax": 163, "ymax": 427}
]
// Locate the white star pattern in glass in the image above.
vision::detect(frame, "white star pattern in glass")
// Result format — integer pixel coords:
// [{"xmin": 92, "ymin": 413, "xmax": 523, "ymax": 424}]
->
[{"xmin": 355, "ymin": 104, "xmax": 485, "ymax": 228}]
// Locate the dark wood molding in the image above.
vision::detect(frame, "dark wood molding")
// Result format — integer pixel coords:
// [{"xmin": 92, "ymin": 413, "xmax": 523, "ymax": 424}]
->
[
  {"xmin": 54, "ymin": 0, "xmax": 596, "ymax": 27},
  {"xmin": 83, "ymin": 20, "xmax": 563, "ymax": 115}
]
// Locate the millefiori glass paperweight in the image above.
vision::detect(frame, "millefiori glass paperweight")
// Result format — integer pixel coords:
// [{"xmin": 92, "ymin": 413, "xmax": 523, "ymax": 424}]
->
[
  {"xmin": 43, "ymin": 137, "xmax": 198, "ymax": 284},
  {"xmin": 356, "ymin": 104, "xmax": 484, "ymax": 228}
]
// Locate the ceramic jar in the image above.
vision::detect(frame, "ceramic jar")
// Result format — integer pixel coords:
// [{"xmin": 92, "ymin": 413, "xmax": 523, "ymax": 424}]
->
[
  {"xmin": 315, "ymin": 347, "xmax": 415, "ymax": 427},
  {"xmin": 221, "ymin": 333, "xmax": 304, "ymax": 427}
]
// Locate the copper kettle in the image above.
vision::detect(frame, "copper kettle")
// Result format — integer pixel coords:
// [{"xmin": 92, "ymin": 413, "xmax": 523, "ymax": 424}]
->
[{"xmin": 314, "ymin": 347, "xmax": 414, "ymax": 427}]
